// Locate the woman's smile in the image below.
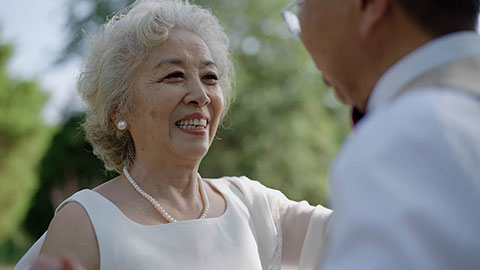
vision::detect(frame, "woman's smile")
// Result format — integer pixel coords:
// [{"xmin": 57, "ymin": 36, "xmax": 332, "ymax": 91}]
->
[{"xmin": 175, "ymin": 112, "xmax": 210, "ymax": 135}]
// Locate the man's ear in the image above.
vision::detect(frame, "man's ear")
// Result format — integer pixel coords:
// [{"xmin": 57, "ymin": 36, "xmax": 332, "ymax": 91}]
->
[{"xmin": 357, "ymin": 0, "xmax": 391, "ymax": 38}]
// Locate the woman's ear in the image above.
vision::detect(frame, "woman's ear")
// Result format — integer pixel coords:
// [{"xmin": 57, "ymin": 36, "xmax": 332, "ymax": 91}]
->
[{"xmin": 110, "ymin": 104, "xmax": 127, "ymax": 131}]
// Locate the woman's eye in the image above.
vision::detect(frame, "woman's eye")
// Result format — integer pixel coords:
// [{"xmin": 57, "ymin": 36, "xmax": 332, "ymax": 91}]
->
[
  {"xmin": 203, "ymin": 73, "xmax": 218, "ymax": 84},
  {"xmin": 161, "ymin": 72, "xmax": 184, "ymax": 82}
]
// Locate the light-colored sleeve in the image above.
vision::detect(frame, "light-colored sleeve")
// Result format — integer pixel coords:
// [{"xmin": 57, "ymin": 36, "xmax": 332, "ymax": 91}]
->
[
  {"xmin": 321, "ymin": 103, "xmax": 480, "ymax": 269},
  {"xmin": 227, "ymin": 176, "xmax": 332, "ymax": 269},
  {"xmin": 263, "ymin": 186, "xmax": 332, "ymax": 269}
]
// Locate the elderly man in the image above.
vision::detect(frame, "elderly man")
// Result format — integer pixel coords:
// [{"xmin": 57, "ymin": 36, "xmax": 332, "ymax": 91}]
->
[{"xmin": 282, "ymin": 0, "xmax": 480, "ymax": 269}]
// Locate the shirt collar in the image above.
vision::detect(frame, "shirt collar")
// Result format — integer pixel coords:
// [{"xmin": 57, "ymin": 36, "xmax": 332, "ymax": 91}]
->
[{"xmin": 366, "ymin": 31, "xmax": 480, "ymax": 113}]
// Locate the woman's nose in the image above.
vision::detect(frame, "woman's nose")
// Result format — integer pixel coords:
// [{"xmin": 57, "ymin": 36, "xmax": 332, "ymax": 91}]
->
[{"xmin": 184, "ymin": 79, "xmax": 211, "ymax": 106}]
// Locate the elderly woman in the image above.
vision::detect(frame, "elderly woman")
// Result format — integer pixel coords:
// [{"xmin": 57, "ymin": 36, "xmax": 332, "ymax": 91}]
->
[{"xmin": 16, "ymin": 0, "xmax": 331, "ymax": 269}]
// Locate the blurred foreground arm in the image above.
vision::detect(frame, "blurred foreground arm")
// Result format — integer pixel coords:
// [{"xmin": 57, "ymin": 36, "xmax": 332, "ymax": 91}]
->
[{"xmin": 33, "ymin": 254, "xmax": 83, "ymax": 270}]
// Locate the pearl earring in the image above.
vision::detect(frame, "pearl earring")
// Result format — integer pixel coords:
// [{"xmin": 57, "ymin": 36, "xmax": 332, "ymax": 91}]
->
[{"xmin": 117, "ymin": 120, "xmax": 127, "ymax": 130}]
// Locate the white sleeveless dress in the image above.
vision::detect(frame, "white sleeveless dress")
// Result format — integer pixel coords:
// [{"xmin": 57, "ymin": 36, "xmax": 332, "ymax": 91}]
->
[{"xmin": 16, "ymin": 177, "xmax": 332, "ymax": 270}]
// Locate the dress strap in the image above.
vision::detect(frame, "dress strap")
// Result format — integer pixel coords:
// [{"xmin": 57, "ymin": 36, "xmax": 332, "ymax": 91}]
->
[
  {"xmin": 15, "ymin": 189, "xmax": 118, "ymax": 270},
  {"xmin": 55, "ymin": 189, "xmax": 120, "ymax": 270}
]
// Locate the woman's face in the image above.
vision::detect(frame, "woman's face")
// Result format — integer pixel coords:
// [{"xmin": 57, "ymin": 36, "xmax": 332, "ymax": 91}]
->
[{"xmin": 126, "ymin": 27, "xmax": 223, "ymax": 165}]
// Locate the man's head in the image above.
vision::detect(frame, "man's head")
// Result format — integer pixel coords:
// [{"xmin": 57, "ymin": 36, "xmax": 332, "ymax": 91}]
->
[
  {"xmin": 397, "ymin": 0, "xmax": 479, "ymax": 37},
  {"xmin": 295, "ymin": 0, "xmax": 479, "ymax": 112}
]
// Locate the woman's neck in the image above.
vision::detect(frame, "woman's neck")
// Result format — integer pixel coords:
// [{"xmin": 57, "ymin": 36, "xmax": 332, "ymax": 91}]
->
[{"xmin": 126, "ymin": 158, "xmax": 203, "ymax": 212}]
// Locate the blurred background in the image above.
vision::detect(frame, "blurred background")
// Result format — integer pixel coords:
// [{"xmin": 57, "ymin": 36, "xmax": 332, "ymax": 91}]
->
[{"xmin": 0, "ymin": 0, "xmax": 354, "ymax": 267}]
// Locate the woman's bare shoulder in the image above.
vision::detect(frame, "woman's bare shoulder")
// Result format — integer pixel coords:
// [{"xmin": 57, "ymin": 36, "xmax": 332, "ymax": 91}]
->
[{"xmin": 40, "ymin": 201, "xmax": 100, "ymax": 270}]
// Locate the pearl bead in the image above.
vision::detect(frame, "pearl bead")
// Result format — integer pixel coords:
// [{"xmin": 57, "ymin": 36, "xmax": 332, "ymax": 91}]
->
[{"xmin": 117, "ymin": 120, "xmax": 128, "ymax": 130}]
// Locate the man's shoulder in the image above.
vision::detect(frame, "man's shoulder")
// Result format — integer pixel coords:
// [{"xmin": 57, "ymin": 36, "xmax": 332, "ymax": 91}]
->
[
  {"xmin": 340, "ymin": 89, "xmax": 443, "ymax": 158},
  {"xmin": 335, "ymin": 87, "xmax": 479, "ymax": 173},
  {"xmin": 358, "ymin": 87, "xmax": 480, "ymax": 141}
]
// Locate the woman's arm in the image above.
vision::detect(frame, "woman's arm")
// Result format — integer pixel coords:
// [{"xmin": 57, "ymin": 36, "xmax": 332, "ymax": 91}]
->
[
  {"xmin": 39, "ymin": 202, "xmax": 100, "ymax": 270},
  {"xmin": 223, "ymin": 176, "xmax": 332, "ymax": 268},
  {"xmin": 264, "ymin": 187, "xmax": 332, "ymax": 267}
]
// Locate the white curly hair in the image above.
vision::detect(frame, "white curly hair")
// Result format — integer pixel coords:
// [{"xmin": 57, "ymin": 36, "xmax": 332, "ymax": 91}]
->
[{"xmin": 77, "ymin": 0, "xmax": 234, "ymax": 173}]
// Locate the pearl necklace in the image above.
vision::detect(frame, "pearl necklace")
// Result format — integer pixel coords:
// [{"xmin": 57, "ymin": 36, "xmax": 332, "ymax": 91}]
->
[{"xmin": 122, "ymin": 167, "xmax": 209, "ymax": 223}]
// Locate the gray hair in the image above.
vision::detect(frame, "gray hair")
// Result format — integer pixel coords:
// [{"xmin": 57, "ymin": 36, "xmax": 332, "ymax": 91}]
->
[{"xmin": 77, "ymin": 0, "xmax": 234, "ymax": 173}]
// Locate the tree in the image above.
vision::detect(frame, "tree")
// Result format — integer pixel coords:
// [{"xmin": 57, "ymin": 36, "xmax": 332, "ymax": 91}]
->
[
  {"xmin": 51, "ymin": 0, "xmax": 350, "ymax": 207},
  {"xmin": 0, "ymin": 36, "xmax": 52, "ymax": 257},
  {"xmin": 24, "ymin": 114, "xmax": 116, "ymax": 239}
]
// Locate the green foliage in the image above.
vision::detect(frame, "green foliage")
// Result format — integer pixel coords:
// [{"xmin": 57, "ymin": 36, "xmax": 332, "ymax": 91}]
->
[
  {"xmin": 0, "ymin": 230, "xmax": 32, "ymax": 264},
  {"xmin": 0, "ymin": 39, "xmax": 52, "ymax": 252},
  {"xmin": 23, "ymin": 114, "xmax": 116, "ymax": 239}
]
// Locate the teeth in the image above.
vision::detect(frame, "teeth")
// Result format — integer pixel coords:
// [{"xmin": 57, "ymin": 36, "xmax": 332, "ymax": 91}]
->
[{"xmin": 176, "ymin": 118, "xmax": 208, "ymax": 130}]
